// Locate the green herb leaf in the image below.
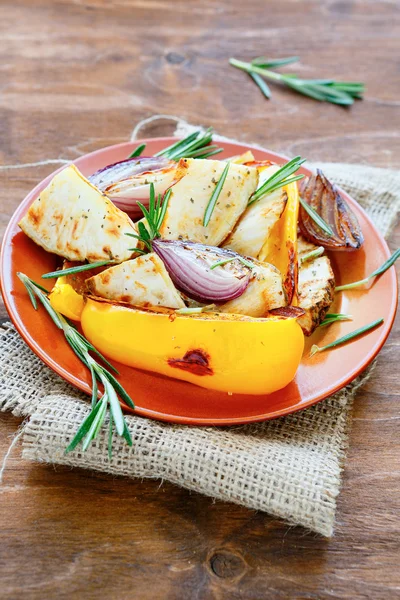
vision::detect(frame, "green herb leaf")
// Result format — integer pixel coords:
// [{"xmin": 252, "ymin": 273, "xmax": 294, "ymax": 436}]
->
[
  {"xmin": 299, "ymin": 196, "xmax": 334, "ymax": 237},
  {"xmin": 248, "ymin": 72, "xmax": 271, "ymax": 99},
  {"xmin": 299, "ymin": 246, "xmax": 325, "ymax": 264},
  {"xmin": 248, "ymin": 156, "xmax": 306, "ymax": 205},
  {"xmin": 310, "ymin": 318, "xmax": 384, "ymax": 356},
  {"xmin": 128, "ymin": 143, "xmax": 146, "ymax": 158},
  {"xmin": 251, "ymin": 56, "xmax": 300, "ymax": 69},
  {"xmin": 319, "ymin": 313, "xmax": 353, "ymax": 327},
  {"xmin": 108, "ymin": 412, "xmax": 114, "ymax": 460},
  {"xmin": 335, "ymin": 248, "xmax": 400, "ymax": 291},
  {"xmin": 203, "ymin": 162, "xmax": 230, "ymax": 227},
  {"xmin": 42, "ymin": 260, "xmax": 114, "ymax": 279},
  {"xmin": 209, "ymin": 256, "xmax": 254, "ymax": 270}
]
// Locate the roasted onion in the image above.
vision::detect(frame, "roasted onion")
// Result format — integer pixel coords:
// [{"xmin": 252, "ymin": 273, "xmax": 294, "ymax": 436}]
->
[
  {"xmin": 299, "ymin": 169, "xmax": 364, "ymax": 251},
  {"xmin": 152, "ymin": 239, "xmax": 251, "ymax": 303},
  {"xmin": 89, "ymin": 157, "xmax": 177, "ymax": 219}
]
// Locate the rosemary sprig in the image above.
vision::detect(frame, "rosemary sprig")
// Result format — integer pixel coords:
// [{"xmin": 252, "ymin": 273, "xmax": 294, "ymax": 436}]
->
[
  {"xmin": 155, "ymin": 128, "xmax": 223, "ymax": 161},
  {"xmin": 128, "ymin": 143, "xmax": 146, "ymax": 158},
  {"xmin": 299, "ymin": 196, "xmax": 334, "ymax": 237},
  {"xmin": 319, "ymin": 313, "xmax": 353, "ymax": 327},
  {"xmin": 42, "ymin": 260, "xmax": 114, "ymax": 279},
  {"xmin": 310, "ymin": 318, "xmax": 384, "ymax": 356},
  {"xmin": 230, "ymin": 57, "xmax": 364, "ymax": 106},
  {"xmin": 300, "ymin": 247, "xmax": 325, "ymax": 264},
  {"xmin": 210, "ymin": 255, "xmax": 254, "ymax": 270},
  {"xmin": 248, "ymin": 156, "xmax": 306, "ymax": 206},
  {"xmin": 203, "ymin": 162, "xmax": 230, "ymax": 227},
  {"xmin": 17, "ymin": 272, "xmax": 134, "ymax": 456},
  {"xmin": 335, "ymin": 248, "xmax": 400, "ymax": 291},
  {"xmin": 125, "ymin": 182, "xmax": 171, "ymax": 251}
]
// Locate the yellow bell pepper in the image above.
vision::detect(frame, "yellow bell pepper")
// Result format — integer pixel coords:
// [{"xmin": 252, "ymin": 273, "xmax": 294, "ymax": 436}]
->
[
  {"xmin": 259, "ymin": 179, "xmax": 299, "ymax": 305},
  {"xmin": 48, "ymin": 277, "xmax": 84, "ymax": 321},
  {"xmin": 81, "ymin": 299, "xmax": 304, "ymax": 395}
]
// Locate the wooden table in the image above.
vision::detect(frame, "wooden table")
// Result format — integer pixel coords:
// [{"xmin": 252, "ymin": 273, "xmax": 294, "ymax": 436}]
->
[{"xmin": 1, "ymin": 1, "xmax": 399, "ymax": 598}]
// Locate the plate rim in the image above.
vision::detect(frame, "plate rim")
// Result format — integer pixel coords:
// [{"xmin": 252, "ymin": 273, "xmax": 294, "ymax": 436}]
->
[{"xmin": 1, "ymin": 137, "xmax": 398, "ymax": 425}]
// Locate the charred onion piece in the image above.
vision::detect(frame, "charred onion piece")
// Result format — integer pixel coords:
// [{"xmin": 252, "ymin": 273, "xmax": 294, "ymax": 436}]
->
[
  {"xmin": 152, "ymin": 239, "xmax": 251, "ymax": 303},
  {"xmin": 89, "ymin": 157, "xmax": 177, "ymax": 219},
  {"xmin": 299, "ymin": 170, "xmax": 364, "ymax": 251}
]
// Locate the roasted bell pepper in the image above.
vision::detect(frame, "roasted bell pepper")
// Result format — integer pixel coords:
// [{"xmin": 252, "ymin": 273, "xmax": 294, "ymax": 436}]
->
[
  {"xmin": 258, "ymin": 179, "xmax": 299, "ymax": 305},
  {"xmin": 80, "ymin": 298, "xmax": 304, "ymax": 395},
  {"xmin": 48, "ymin": 277, "xmax": 84, "ymax": 321}
]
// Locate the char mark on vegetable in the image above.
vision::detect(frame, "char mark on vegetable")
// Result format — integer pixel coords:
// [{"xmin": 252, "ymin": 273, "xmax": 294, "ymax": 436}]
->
[
  {"xmin": 168, "ymin": 349, "xmax": 213, "ymax": 376},
  {"xmin": 269, "ymin": 306, "xmax": 305, "ymax": 319}
]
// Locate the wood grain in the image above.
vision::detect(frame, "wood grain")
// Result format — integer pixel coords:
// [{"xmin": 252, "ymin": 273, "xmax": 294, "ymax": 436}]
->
[{"xmin": 0, "ymin": 1, "xmax": 399, "ymax": 598}]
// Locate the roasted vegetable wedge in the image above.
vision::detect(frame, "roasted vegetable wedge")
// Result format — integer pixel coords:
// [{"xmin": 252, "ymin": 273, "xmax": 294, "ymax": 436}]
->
[
  {"xmin": 19, "ymin": 165, "xmax": 138, "ymax": 263},
  {"xmin": 259, "ymin": 178, "xmax": 300, "ymax": 304},
  {"xmin": 223, "ymin": 166, "xmax": 287, "ymax": 258},
  {"xmin": 159, "ymin": 158, "xmax": 258, "ymax": 245},
  {"xmin": 81, "ymin": 299, "xmax": 304, "ymax": 395}
]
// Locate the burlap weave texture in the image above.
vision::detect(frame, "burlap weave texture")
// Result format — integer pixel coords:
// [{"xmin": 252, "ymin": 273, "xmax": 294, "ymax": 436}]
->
[{"xmin": 1, "ymin": 124, "xmax": 399, "ymax": 536}]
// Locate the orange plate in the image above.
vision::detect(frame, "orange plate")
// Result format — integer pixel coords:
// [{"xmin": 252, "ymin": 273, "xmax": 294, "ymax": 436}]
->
[{"xmin": 0, "ymin": 138, "xmax": 398, "ymax": 425}]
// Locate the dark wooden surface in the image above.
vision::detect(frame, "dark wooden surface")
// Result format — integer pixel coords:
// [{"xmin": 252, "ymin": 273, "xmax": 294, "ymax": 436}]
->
[{"xmin": 1, "ymin": 1, "xmax": 399, "ymax": 598}]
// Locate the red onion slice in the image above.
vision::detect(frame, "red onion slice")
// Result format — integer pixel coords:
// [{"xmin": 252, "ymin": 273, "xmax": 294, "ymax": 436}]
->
[
  {"xmin": 89, "ymin": 157, "xmax": 177, "ymax": 218},
  {"xmin": 153, "ymin": 240, "xmax": 251, "ymax": 303}
]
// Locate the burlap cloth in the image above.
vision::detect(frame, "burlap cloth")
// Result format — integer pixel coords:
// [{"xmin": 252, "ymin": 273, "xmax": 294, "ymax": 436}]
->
[{"xmin": 1, "ymin": 118, "xmax": 399, "ymax": 537}]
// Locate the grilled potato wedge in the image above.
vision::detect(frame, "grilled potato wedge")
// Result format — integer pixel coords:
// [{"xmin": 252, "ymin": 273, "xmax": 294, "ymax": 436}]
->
[
  {"xmin": 86, "ymin": 253, "xmax": 184, "ymax": 309},
  {"xmin": 159, "ymin": 158, "xmax": 258, "ymax": 246},
  {"xmin": 19, "ymin": 165, "xmax": 137, "ymax": 263},
  {"xmin": 219, "ymin": 261, "xmax": 286, "ymax": 317},
  {"xmin": 297, "ymin": 238, "xmax": 335, "ymax": 335}
]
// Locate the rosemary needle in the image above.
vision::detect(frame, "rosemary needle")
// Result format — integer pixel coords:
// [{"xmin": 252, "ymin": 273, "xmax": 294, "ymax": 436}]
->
[
  {"xmin": 210, "ymin": 256, "xmax": 254, "ymax": 270},
  {"xmin": 203, "ymin": 162, "xmax": 230, "ymax": 227},
  {"xmin": 42, "ymin": 260, "xmax": 114, "ymax": 279},
  {"xmin": 128, "ymin": 143, "xmax": 146, "ymax": 158},
  {"xmin": 335, "ymin": 248, "xmax": 400, "ymax": 291},
  {"xmin": 300, "ymin": 247, "xmax": 325, "ymax": 264},
  {"xmin": 319, "ymin": 313, "xmax": 353, "ymax": 327},
  {"xmin": 299, "ymin": 197, "xmax": 334, "ymax": 237},
  {"xmin": 310, "ymin": 318, "xmax": 384, "ymax": 356}
]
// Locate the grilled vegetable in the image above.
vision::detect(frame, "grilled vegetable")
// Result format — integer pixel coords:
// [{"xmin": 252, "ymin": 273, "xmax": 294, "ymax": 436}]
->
[
  {"xmin": 89, "ymin": 156, "xmax": 177, "ymax": 220},
  {"xmin": 86, "ymin": 253, "xmax": 185, "ymax": 309},
  {"xmin": 152, "ymin": 239, "xmax": 251, "ymax": 303},
  {"xmin": 296, "ymin": 237, "xmax": 335, "ymax": 335},
  {"xmin": 81, "ymin": 298, "xmax": 304, "ymax": 395},
  {"xmin": 223, "ymin": 165, "xmax": 287, "ymax": 258},
  {"xmin": 159, "ymin": 158, "xmax": 258, "ymax": 246},
  {"xmin": 219, "ymin": 261, "xmax": 286, "ymax": 317},
  {"xmin": 226, "ymin": 150, "xmax": 255, "ymax": 164},
  {"xmin": 259, "ymin": 177, "xmax": 300, "ymax": 304},
  {"xmin": 48, "ymin": 278, "xmax": 85, "ymax": 321},
  {"xmin": 299, "ymin": 169, "xmax": 364, "ymax": 251},
  {"xmin": 19, "ymin": 165, "xmax": 137, "ymax": 263}
]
